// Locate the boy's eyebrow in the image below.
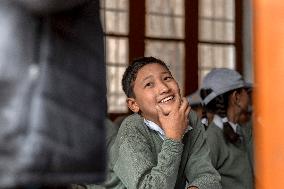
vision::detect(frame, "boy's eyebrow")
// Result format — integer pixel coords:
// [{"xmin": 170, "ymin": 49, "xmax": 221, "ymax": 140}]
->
[
  {"xmin": 141, "ymin": 71, "xmax": 171, "ymax": 83},
  {"xmin": 161, "ymin": 71, "xmax": 171, "ymax": 75},
  {"xmin": 159, "ymin": 71, "xmax": 172, "ymax": 77},
  {"xmin": 142, "ymin": 75, "xmax": 153, "ymax": 82},
  {"xmin": 142, "ymin": 71, "xmax": 171, "ymax": 81}
]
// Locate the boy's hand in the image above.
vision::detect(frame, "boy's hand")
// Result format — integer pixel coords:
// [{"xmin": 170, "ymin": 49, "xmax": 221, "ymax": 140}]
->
[{"xmin": 156, "ymin": 96, "xmax": 190, "ymax": 141}]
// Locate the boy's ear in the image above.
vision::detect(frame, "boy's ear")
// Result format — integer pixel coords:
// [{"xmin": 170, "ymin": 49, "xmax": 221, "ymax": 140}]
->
[{"xmin": 126, "ymin": 98, "xmax": 140, "ymax": 113}]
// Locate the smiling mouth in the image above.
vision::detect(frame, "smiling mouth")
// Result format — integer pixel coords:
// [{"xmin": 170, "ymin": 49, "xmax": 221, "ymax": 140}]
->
[{"xmin": 160, "ymin": 95, "xmax": 175, "ymax": 103}]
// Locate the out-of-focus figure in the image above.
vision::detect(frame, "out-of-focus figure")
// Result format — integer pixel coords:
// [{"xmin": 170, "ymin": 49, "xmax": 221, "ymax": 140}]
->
[
  {"xmin": 187, "ymin": 90, "xmax": 213, "ymax": 129},
  {"xmin": 0, "ymin": 0, "xmax": 106, "ymax": 187},
  {"xmin": 187, "ymin": 90, "xmax": 204, "ymax": 118},
  {"xmin": 200, "ymin": 68, "xmax": 254, "ymax": 189}
]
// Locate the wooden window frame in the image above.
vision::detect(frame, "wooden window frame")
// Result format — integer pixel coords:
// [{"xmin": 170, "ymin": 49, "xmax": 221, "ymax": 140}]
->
[{"xmin": 106, "ymin": 0, "xmax": 243, "ymax": 120}]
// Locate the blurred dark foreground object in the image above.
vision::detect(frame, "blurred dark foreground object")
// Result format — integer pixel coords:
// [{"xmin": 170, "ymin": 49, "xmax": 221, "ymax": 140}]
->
[{"xmin": 0, "ymin": 0, "xmax": 106, "ymax": 187}]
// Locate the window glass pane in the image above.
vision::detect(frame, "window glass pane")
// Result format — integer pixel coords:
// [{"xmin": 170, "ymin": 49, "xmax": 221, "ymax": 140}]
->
[
  {"xmin": 212, "ymin": 45, "xmax": 235, "ymax": 68},
  {"xmin": 223, "ymin": 45, "xmax": 235, "ymax": 69},
  {"xmin": 199, "ymin": 69, "xmax": 211, "ymax": 86},
  {"xmin": 214, "ymin": 0, "xmax": 225, "ymax": 19},
  {"xmin": 117, "ymin": 38, "xmax": 128, "ymax": 63},
  {"xmin": 173, "ymin": 0, "xmax": 185, "ymax": 16},
  {"xmin": 213, "ymin": 20, "xmax": 225, "ymax": 41},
  {"xmin": 198, "ymin": 0, "xmax": 237, "ymax": 86},
  {"xmin": 212, "ymin": 45, "xmax": 224, "ymax": 67},
  {"xmin": 198, "ymin": 44, "xmax": 212, "ymax": 68},
  {"xmin": 212, "ymin": 20, "xmax": 234, "ymax": 42},
  {"xmin": 107, "ymin": 66, "xmax": 127, "ymax": 112},
  {"xmin": 118, "ymin": 0, "xmax": 128, "ymax": 10},
  {"xmin": 198, "ymin": 44, "xmax": 235, "ymax": 84},
  {"xmin": 101, "ymin": 0, "xmax": 129, "ymax": 34},
  {"xmin": 107, "ymin": 66, "xmax": 118, "ymax": 94},
  {"xmin": 106, "ymin": 37, "xmax": 128, "ymax": 64},
  {"xmin": 199, "ymin": 44, "xmax": 235, "ymax": 68},
  {"xmin": 225, "ymin": 0, "xmax": 234, "ymax": 20},
  {"xmin": 199, "ymin": 19, "xmax": 213, "ymax": 41},
  {"xmin": 106, "ymin": 36, "xmax": 128, "ymax": 112},
  {"xmin": 108, "ymin": 94, "xmax": 128, "ymax": 112},
  {"xmin": 199, "ymin": 0, "xmax": 235, "ymax": 42},
  {"xmin": 199, "ymin": 19, "xmax": 234, "ymax": 43},
  {"xmin": 224, "ymin": 22, "xmax": 235, "ymax": 42},
  {"xmin": 105, "ymin": 11, "xmax": 128, "ymax": 34},
  {"xmin": 147, "ymin": 0, "xmax": 184, "ymax": 15},
  {"xmin": 103, "ymin": 0, "xmax": 128, "ymax": 10},
  {"xmin": 117, "ymin": 12, "xmax": 128, "ymax": 34},
  {"xmin": 146, "ymin": 15, "xmax": 184, "ymax": 38},
  {"xmin": 199, "ymin": 0, "xmax": 213, "ymax": 18},
  {"xmin": 145, "ymin": 40, "xmax": 185, "ymax": 95},
  {"xmin": 146, "ymin": 0, "xmax": 184, "ymax": 38},
  {"xmin": 101, "ymin": 0, "xmax": 129, "ymax": 113},
  {"xmin": 106, "ymin": 37, "xmax": 116, "ymax": 64}
]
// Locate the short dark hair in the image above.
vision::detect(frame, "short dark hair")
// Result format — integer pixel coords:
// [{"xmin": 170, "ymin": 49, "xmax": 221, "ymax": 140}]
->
[{"xmin": 122, "ymin": 56, "xmax": 170, "ymax": 97}]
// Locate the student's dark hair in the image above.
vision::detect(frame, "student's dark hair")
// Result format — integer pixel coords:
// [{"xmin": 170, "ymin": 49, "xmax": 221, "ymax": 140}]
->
[
  {"xmin": 200, "ymin": 88, "xmax": 243, "ymax": 144},
  {"xmin": 122, "ymin": 56, "xmax": 170, "ymax": 97}
]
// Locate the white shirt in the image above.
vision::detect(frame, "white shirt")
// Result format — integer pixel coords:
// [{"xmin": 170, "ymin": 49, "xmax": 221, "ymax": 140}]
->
[
  {"xmin": 144, "ymin": 119, "xmax": 193, "ymax": 140},
  {"xmin": 212, "ymin": 114, "xmax": 238, "ymax": 133}
]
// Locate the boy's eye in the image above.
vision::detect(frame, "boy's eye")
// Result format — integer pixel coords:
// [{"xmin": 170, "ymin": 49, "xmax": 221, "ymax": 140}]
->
[
  {"xmin": 145, "ymin": 82, "xmax": 153, "ymax": 88},
  {"xmin": 164, "ymin": 76, "xmax": 173, "ymax": 81}
]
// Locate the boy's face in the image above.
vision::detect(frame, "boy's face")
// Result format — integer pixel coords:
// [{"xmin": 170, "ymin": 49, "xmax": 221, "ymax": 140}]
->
[{"xmin": 127, "ymin": 63, "xmax": 181, "ymax": 125}]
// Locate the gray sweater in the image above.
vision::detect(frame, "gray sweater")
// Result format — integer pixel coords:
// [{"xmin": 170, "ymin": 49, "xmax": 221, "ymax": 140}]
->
[
  {"xmin": 88, "ymin": 111, "xmax": 221, "ymax": 189},
  {"xmin": 206, "ymin": 123, "xmax": 254, "ymax": 189}
]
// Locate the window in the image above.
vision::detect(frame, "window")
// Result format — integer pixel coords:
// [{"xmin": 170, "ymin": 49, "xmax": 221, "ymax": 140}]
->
[
  {"xmin": 145, "ymin": 0, "xmax": 185, "ymax": 94},
  {"xmin": 100, "ymin": 0, "xmax": 129, "ymax": 113},
  {"xmin": 198, "ymin": 0, "xmax": 242, "ymax": 85},
  {"xmin": 100, "ymin": 0, "xmax": 242, "ymax": 114}
]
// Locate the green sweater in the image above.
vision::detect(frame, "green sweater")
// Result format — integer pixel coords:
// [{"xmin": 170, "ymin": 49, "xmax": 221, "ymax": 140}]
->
[
  {"xmin": 241, "ymin": 119, "xmax": 254, "ymax": 175},
  {"xmin": 206, "ymin": 123, "xmax": 254, "ymax": 189},
  {"xmin": 88, "ymin": 111, "xmax": 221, "ymax": 189}
]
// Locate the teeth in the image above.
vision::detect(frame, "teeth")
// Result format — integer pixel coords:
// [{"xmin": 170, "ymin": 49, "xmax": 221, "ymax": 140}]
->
[{"xmin": 161, "ymin": 96, "xmax": 174, "ymax": 103}]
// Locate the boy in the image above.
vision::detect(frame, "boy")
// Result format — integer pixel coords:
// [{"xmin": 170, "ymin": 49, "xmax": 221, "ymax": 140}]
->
[{"xmin": 88, "ymin": 57, "xmax": 221, "ymax": 189}]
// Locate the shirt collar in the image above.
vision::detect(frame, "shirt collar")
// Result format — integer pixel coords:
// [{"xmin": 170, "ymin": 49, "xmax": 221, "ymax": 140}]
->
[
  {"xmin": 229, "ymin": 121, "xmax": 238, "ymax": 133},
  {"xmin": 201, "ymin": 118, "xmax": 208, "ymax": 126},
  {"xmin": 212, "ymin": 115, "xmax": 238, "ymax": 132},
  {"xmin": 144, "ymin": 119, "xmax": 193, "ymax": 140}
]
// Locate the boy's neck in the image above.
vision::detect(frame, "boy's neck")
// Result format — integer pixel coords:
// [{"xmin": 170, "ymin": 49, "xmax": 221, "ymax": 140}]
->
[{"xmin": 141, "ymin": 114, "xmax": 161, "ymax": 128}]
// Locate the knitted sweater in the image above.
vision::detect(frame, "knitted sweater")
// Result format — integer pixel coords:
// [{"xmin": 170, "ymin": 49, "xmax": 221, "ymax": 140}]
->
[
  {"xmin": 88, "ymin": 111, "xmax": 221, "ymax": 189},
  {"xmin": 206, "ymin": 123, "xmax": 254, "ymax": 189}
]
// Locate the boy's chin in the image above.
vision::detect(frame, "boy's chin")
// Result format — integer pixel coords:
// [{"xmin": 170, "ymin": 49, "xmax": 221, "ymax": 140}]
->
[{"xmin": 158, "ymin": 105, "xmax": 172, "ymax": 116}]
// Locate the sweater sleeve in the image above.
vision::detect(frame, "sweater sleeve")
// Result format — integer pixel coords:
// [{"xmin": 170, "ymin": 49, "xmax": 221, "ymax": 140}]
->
[
  {"xmin": 113, "ymin": 132, "xmax": 184, "ymax": 189},
  {"xmin": 184, "ymin": 111, "xmax": 222, "ymax": 189}
]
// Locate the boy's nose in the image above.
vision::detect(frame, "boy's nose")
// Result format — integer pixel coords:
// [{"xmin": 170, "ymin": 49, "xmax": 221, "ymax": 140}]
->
[{"xmin": 158, "ymin": 81, "xmax": 170, "ymax": 94}]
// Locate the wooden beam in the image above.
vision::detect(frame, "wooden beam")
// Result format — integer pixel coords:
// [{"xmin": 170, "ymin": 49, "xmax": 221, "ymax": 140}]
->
[
  {"xmin": 235, "ymin": 0, "xmax": 243, "ymax": 73},
  {"xmin": 184, "ymin": 0, "xmax": 199, "ymax": 95},
  {"xmin": 129, "ymin": 0, "xmax": 145, "ymax": 63}
]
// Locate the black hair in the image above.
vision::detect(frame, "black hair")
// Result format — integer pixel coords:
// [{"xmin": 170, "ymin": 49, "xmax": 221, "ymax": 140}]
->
[
  {"xmin": 200, "ymin": 88, "xmax": 243, "ymax": 144},
  {"xmin": 122, "ymin": 56, "xmax": 170, "ymax": 98}
]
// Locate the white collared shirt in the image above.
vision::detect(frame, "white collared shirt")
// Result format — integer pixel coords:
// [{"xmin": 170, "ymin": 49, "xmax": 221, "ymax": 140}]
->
[
  {"xmin": 144, "ymin": 119, "xmax": 193, "ymax": 140},
  {"xmin": 201, "ymin": 118, "xmax": 208, "ymax": 126},
  {"xmin": 212, "ymin": 114, "xmax": 238, "ymax": 132}
]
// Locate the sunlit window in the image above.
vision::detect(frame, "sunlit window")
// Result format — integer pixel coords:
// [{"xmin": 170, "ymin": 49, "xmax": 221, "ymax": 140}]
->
[
  {"xmin": 101, "ymin": 0, "xmax": 129, "ymax": 113},
  {"xmin": 145, "ymin": 0, "xmax": 185, "ymax": 94},
  {"xmin": 100, "ymin": 0, "xmax": 241, "ymax": 114},
  {"xmin": 198, "ymin": 0, "xmax": 236, "ymax": 85}
]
